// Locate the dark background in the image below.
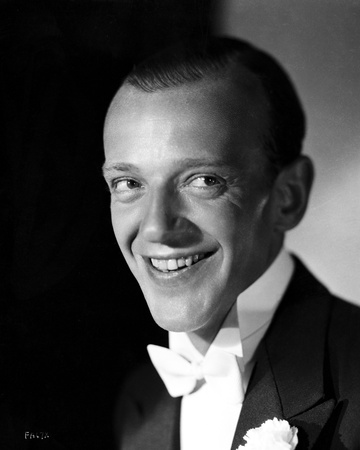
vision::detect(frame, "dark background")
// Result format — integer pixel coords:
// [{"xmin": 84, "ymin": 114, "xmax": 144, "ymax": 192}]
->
[{"xmin": 0, "ymin": 1, "xmax": 213, "ymax": 449}]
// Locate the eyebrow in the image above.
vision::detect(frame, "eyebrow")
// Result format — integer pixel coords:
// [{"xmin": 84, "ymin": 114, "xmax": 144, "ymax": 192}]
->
[
  {"xmin": 102, "ymin": 162, "xmax": 139, "ymax": 176},
  {"xmin": 102, "ymin": 158, "xmax": 239, "ymax": 176}
]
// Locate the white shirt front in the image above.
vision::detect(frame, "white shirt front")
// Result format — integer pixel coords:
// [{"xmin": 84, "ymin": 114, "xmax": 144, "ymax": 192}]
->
[{"xmin": 169, "ymin": 249, "xmax": 294, "ymax": 450}]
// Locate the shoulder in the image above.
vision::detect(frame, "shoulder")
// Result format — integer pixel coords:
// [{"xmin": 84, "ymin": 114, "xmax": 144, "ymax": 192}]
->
[
  {"xmin": 290, "ymin": 259, "xmax": 360, "ymax": 362},
  {"xmin": 114, "ymin": 362, "xmax": 181, "ymax": 449},
  {"xmin": 325, "ymin": 296, "xmax": 360, "ymax": 448},
  {"xmin": 117, "ymin": 362, "xmax": 166, "ymax": 412},
  {"xmin": 280, "ymin": 261, "xmax": 360, "ymax": 446},
  {"xmin": 114, "ymin": 363, "xmax": 163, "ymax": 444},
  {"xmin": 328, "ymin": 296, "xmax": 360, "ymax": 372},
  {"xmin": 284, "ymin": 256, "xmax": 359, "ymax": 321},
  {"xmin": 330, "ymin": 295, "xmax": 360, "ymax": 329},
  {"xmin": 276, "ymin": 257, "xmax": 360, "ymax": 386}
]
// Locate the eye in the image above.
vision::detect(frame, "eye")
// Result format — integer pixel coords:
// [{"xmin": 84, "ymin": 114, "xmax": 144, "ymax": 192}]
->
[
  {"xmin": 113, "ymin": 178, "xmax": 143, "ymax": 192},
  {"xmin": 111, "ymin": 178, "xmax": 145, "ymax": 203},
  {"xmin": 188, "ymin": 176, "xmax": 221, "ymax": 188}
]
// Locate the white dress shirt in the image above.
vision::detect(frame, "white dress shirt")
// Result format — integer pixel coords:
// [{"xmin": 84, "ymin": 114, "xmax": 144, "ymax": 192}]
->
[{"xmin": 168, "ymin": 249, "xmax": 294, "ymax": 450}]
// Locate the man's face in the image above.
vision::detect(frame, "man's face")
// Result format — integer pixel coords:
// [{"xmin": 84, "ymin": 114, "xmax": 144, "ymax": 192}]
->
[{"xmin": 103, "ymin": 75, "xmax": 281, "ymax": 343}]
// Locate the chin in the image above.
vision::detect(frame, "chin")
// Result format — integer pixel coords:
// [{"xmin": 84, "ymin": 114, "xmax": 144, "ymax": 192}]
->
[
  {"xmin": 148, "ymin": 304, "xmax": 209, "ymax": 334},
  {"xmin": 143, "ymin": 274, "xmax": 233, "ymax": 330}
]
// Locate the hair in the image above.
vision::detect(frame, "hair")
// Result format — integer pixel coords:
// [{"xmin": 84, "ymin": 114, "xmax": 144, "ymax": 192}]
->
[{"xmin": 123, "ymin": 36, "xmax": 306, "ymax": 180}]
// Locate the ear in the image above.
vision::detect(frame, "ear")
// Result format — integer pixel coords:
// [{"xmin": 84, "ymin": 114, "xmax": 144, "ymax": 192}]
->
[{"xmin": 270, "ymin": 156, "xmax": 314, "ymax": 232}]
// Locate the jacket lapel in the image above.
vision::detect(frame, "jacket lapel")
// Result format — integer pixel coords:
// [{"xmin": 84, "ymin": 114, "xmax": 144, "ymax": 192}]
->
[
  {"xmin": 231, "ymin": 343, "xmax": 283, "ymax": 449},
  {"xmin": 232, "ymin": 260, "xmax": 337, "ymax": 449}
]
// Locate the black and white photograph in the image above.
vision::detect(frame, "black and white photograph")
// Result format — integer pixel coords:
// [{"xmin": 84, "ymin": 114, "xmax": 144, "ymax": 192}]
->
[{"xmin": 1, "ymin": 1, "xmax": 360, "ymax": 449}]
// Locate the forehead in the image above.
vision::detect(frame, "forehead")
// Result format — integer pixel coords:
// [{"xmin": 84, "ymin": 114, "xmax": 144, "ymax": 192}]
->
[{"xmin": 104, "ymin": 72, "xmax": 269, "ymax": 170}]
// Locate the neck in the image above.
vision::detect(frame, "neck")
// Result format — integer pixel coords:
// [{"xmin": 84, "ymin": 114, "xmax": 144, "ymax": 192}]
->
[
  {"xmin": 186, "ymin": 307, "xmax": 232, "ymax": 356},
  {"xmin": 184, "ymin": 244, "xmax": 285, "ymax": 356},
  {"xmin": 186, "ymin": 331, "xmax": 213, "ymax": 356}
]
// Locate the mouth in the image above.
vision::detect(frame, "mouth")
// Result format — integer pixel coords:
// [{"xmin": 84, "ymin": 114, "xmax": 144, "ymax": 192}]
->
[
  {"xmin": 149, "ymin": 253, "xmax": 208, "ymax": 273},
  {"xmin": 138, "ymin": 249, "xmax": 218, "ymax": 289}
]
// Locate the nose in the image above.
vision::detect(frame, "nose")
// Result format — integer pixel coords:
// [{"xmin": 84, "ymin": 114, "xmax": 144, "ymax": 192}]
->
[{"xmin": 140, "ymin": 188, "xmax": 200, "ymax": 247}]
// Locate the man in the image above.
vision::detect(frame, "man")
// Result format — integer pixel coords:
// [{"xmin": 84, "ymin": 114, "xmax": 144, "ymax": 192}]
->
[{"xmin": 103, "ymin": 37, "xmax": 360, "ymax": 449}]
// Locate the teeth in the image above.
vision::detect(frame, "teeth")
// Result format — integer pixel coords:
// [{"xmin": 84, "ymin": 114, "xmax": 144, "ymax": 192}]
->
[
  {"xmin": 158, "ymin": 260, "xmax": 168, "ymax": 271},
  {"xmin": 150, "ymin": 254, "xmax": 205, "ymax": 272},
  {"xmin": 177, "ymin": 258, "xmax": 186, "ymax": 268},
  {"xmin": 167, "ymin": 259, "xmax": 177, "ymax": 270},
  {"xmin": 185, "ymin": 256, "xmax": 193, "ymax": 267},
  {"xmin": 151, "ymin": 258, "xmax": 159, "ymax": 268}
]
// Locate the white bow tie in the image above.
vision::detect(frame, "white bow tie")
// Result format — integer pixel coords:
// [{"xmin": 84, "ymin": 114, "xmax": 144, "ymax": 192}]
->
[{"xmin": 147, "ymin": 344, "xmax": 244, "ymax": 404}]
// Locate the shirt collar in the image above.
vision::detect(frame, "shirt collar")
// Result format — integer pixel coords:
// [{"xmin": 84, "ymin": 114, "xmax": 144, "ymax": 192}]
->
[{"xmin": 169, "ymin": 249, "xmax": 294, "ymax": 365}]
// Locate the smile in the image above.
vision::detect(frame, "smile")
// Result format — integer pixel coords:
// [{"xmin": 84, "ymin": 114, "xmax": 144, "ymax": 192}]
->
[{"xmin": 150, "ymin": 254, "xmax": 205, "ymax": 272}]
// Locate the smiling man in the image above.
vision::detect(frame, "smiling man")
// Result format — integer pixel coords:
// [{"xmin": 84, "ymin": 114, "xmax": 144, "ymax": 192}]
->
[{"xmin": 103, "ymin": 38, "xmax": 360, "ymax": 450}]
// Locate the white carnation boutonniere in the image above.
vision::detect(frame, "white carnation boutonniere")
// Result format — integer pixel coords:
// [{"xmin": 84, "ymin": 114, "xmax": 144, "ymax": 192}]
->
[{"xmin": 237, "ymin": 418, "xmax": 298, "ymax": 449}]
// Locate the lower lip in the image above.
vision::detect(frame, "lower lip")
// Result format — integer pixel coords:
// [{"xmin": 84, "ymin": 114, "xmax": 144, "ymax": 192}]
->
[{"xmin": 142, "ymin": 254, "xmax": 215, "ymax": 289}]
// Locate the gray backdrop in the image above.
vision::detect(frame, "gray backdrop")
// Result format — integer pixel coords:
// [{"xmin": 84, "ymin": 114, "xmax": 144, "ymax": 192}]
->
[{"xmin": 214, "ymin": 0, "xmax": 360, "ymax": 304}]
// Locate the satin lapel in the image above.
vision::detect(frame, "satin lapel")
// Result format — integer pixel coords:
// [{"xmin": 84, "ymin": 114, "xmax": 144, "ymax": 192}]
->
[
  {"xmin": 232, "ymin": 260, "xmax": 335, "ymax": 449},
  {"xmin": 264, "ymin": 260, "xmax": 332, "ymax": 419},
  {"xmin": 231, "ymin": 343, "xmax": 283, "ymax": 449}
]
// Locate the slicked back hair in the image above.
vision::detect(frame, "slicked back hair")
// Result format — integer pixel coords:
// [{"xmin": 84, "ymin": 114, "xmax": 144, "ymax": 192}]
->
[{"xmin": 123, "ymin": 37, "xmax": 306, "ymax": 180}]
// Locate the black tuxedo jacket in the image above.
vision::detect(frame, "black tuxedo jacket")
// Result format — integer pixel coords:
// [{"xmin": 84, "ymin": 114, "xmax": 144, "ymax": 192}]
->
[{"xmin": 116, "ymin": 261, "xmax": 360, "ymax": 450}]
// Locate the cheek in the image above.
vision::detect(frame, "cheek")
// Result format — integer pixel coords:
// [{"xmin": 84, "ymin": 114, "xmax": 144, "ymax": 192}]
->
[
  {"xmin": 202, "ymin": 198, "xmax": 270, "ymax": 262},
  {"xmin": 195, "ymin": 201, "xmax": 249, "ymax": 247},
  {"xmin": 110, "ymin": 206, "xmax": 136, "ymax": 254}
]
